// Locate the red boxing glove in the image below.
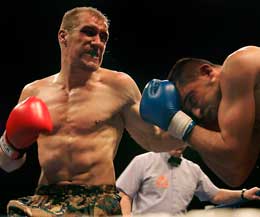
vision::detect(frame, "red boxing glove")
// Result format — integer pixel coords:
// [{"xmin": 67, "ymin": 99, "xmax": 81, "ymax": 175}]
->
[{"xmin": 0, "ymin": 96, "xmax": 53, "ymax": 159}]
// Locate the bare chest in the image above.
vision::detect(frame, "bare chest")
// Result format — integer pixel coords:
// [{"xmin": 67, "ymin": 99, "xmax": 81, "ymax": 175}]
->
[{"xmin": 37, "ymin": 85, "xmax": 126, "ymax": 134}]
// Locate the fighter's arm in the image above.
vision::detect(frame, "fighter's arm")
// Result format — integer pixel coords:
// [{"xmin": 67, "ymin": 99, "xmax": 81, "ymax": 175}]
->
[
  {"xmin": 0, "ymin": 151, "xmax": 26, "ymax": 172},
  {"xmin": 17, "ymin": 81, "xmax": 38, "ymax": 103},
  {"xmin": 189, "ymin": 47, "xmax": 259, "ymax": 186},
  {"xmin": 119, "ymin": 191, "xmax": 133, "ymax": 217},
  {"xmin": 0, "ymin": 82, "xmax": 50, "ymax": 172},
  {"xmin": 194, "ymin": 159, "xmax": 260, "ymax": 204},
  {"xmin": 120, "ymin": 74, "xmax": 186, "ymax": 152},
  {"xmin": 0, "ymin": 84, "xmax": 34, "ymax": 171},
  {"xmin": 116, "ymin": 155, "xmax": 144, "ymax": 216},
  {"xmin": 211, "ymin": 187, "xmax": 260, "ymax": 205}
]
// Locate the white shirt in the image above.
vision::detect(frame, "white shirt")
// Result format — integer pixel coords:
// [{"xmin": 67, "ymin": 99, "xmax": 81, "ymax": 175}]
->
[{"xmin": 116, "ymin": 152, "xmax": 219, "ymax": 215}]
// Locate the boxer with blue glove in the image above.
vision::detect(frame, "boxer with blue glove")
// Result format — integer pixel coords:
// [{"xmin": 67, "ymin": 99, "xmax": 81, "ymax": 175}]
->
[{"xmin": 140, "ymin": 79, "xmax": 196, "ymax": 141}]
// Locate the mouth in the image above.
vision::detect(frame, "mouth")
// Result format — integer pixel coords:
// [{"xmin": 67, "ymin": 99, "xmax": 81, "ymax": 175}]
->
[{"xmin": 87, "ymin": 49, "xmax": 99, "ymax": 58}]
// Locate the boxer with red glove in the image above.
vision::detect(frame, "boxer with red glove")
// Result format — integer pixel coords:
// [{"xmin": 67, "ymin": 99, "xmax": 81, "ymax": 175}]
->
[
  {"xmin": 0, "ymin": 96, "xmax": 53, "ymax": 160},
  {"xmin": 139, "ymin": 79, "xmax": 196, "ymax": 141}
]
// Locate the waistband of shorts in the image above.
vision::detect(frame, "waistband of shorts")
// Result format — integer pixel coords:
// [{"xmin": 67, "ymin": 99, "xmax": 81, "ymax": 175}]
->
[{"xmin": 35, "ymin": 184, "xmax": 117, "ymax": 195}]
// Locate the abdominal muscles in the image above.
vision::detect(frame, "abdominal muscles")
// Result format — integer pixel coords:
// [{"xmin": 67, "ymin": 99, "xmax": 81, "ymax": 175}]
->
[{"xmin": 37, "ymin": 129, "xmax": 118, "ymax": 186}]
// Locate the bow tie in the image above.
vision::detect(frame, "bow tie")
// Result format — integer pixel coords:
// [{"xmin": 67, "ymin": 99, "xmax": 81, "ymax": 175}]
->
[{"xmin": 168, "ymin": 156, "xmax": 182, "ymax": 167}]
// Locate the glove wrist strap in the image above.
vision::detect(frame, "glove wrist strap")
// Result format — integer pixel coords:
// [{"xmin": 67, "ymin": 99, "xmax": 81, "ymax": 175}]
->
[
  {"xmin": 0, "ymin": 132, "xmax": 23, "ymax": 160},
  {"xmin": 168, "ymin": 111, "xmax": 196, "ymax": 141}
]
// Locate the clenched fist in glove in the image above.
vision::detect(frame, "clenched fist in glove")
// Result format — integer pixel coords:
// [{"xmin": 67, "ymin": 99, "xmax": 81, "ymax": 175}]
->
[
  {"xmin": 139, "ymin": 79, "xmax": 196, "ymax": 141},
  {"xmin": 0, "ymin": 96, "xmax": 53, "ymax": 159}
]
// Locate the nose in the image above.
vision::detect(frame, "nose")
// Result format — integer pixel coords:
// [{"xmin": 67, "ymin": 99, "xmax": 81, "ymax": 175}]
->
[
  {"xmin": 191, "ymin": 107, "xmax": 202, "ymax": 119},
  {"xmin": 91, "ymin": 35, "xmax": 103, "ymax": 46}
]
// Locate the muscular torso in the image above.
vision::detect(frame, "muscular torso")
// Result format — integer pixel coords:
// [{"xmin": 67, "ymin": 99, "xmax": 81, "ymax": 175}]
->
[
  {"xmin": 219, "ymin": 52, "xmax": 260, "ymax": 182},
  {"xmin": 198, "ymin": 48, "xmax": 260, "ymax": 185},
  {"xmin": 245, "ymin": 66, "xmax": 260, "ymax": 155},
  {"xmin": 252, "ymin": 83, "xmax": 260, "ymax": 153},
  {"xmin": 27, "ymin": 69, "xmax": 131, "ymax": 186},
  {"xmin": 254, "ymin": 86, "xmax": 260, "ymax": 129}
]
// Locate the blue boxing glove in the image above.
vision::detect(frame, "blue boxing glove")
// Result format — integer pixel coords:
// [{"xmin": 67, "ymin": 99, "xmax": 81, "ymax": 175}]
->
[{"xmin": 140, "ymin": 79, "xmax": 196, "ymax": 141}]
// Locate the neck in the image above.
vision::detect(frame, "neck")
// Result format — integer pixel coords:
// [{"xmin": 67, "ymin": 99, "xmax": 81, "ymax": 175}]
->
[{"xmin": 55, "ymin": 67, "xmax": 100, "ymax": 90}]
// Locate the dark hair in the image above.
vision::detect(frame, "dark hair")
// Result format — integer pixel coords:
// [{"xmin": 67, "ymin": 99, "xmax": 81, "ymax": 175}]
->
[
  {"xmin": 167, "ymin": 57, "xmax": 216, "ymax": 86},
  {"xmin": 60, "ymin": 7, "xmax": 109, "ymax": 32}
]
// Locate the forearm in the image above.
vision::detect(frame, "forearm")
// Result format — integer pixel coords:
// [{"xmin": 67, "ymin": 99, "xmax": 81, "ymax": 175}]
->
[
  {"xmin": 0, "ymin": 147, "xmax": 26, "ymax": 172},
  {"xmin": 0, "ymin": 96, "xmax": 51, "ymax": 172},
  {"xmin": 0, "ymin": 132, "xmax": 26, "ymax": 172},
  {"xmin": 119, "ymin": 192, "xmax": 132, "ymax": 216},
  {"xmin": 211, "ymin": 189, "xmax": 242, "ymax": 204},
  {"xmin": 142, "ymin": 126, "xmax": 187, "ymax": 152},
  {"xmin": 128, "ymin": 115, "xmax": 187, "ymax": 152},
  {"xmin": 188, "ymin": 126, "xmax": 227, "ymax": 155},
  {"xmin": 212, "ymin": 187, "xmax": 260, "ymax": 205}
]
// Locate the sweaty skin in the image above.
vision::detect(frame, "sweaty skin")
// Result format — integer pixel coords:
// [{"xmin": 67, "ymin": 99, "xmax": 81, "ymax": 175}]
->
[
  {"xmin": 178, "ymin": 46, "xmax": 260, "ymax": 186},
  {"xmin": 22, "ymin": 69, "xmax": 144, "ymax": 186},
  {"xmin": 0, "ymin": 9, "xmax": 184, "ymax": 186}
]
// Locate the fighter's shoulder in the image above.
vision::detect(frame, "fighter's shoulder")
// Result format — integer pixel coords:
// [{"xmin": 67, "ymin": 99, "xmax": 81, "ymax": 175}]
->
[
  {"xmin": 101, "ymin": 68, "xmax": 137, "ymax": 86},
  {"xmin": 225, "ymin": 46, "xmax": 260, "ymax": 67},
  {"xmin": 21, "ymin": 74, "xmax": 55, "ymax": 96},
  {"xmin": 223, "ymin": 46, "xmax": 260, "ymax": 79}
]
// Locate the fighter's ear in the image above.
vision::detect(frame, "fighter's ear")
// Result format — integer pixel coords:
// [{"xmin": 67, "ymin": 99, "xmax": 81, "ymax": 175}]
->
[
  {"xmin": 199, "ymin": 64, "xmax": 217, "ymax": 82},
  {"xmin": 199, "ymin": 64, "xmax": 213, "ymax": 76},
  {"xmin": 58, "ymin": 29, "xmax": 68, "ymax": 46}
]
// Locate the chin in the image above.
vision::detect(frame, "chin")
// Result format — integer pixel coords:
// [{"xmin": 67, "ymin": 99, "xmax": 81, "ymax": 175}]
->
[
  {"xmin": 84, "ymin": 63, "xmax": 100, "ymax": 71},
  {"xmin": 80, "ymin": 58, "xmax": 101, "ymax": 71}
]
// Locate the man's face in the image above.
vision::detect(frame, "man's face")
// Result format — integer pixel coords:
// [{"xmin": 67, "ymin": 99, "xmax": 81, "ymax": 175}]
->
[
  {"xmin": 65, "ymin": 12, "xmax": 109, "ymax": 71},
  {"xmin": 177, "ymin": 76, "xmax": 221, "ymax": 125}
]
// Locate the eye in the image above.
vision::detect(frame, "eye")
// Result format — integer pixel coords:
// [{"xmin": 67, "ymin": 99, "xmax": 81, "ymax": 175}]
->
[
  {"xmin": 184, "ymin": 92, "xmax": 194, "ymax": 108},
  {"xmin": 81, "ymin": 27, "xmax": 97, "ymax": 37},
  {"xmin": 99, "ymin": 32, "xmax": 109, "ymax": 43},
  {"xmin": 189, "ymin": 95, "xmax": 197, "ymax": 107}
]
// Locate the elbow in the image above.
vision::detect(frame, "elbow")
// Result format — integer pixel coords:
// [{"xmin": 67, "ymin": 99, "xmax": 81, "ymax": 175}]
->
[
  {"xmin": 218, "ymin": 150, "xmax": 251, "ymax": 187},
  {"xmin": 211, "ymin": 196, "xmax": 221, "ymax": 205},
  {"xmin": 0, "ymin": 156, "xmax": 26, "ymax": 173},
  {"xmin": 210, "ymin": 190, "xmax": 226, "ymax": 204},
  {"xmin": 224, "ymin": 177, "xmax": 245, "ymax": 188},
  {"xmin": 221, "ymin": 168, "xmax": 249, "ymax": 187},
  {"xmin": 224, "ymin": 154, "xmax": 254, "ymax": 187}
]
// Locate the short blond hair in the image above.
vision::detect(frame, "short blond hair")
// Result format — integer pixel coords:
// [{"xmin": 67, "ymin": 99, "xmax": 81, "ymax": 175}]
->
[{"xmin": 60, "ymin": 7, "xmax": 109, "ymax": 32}]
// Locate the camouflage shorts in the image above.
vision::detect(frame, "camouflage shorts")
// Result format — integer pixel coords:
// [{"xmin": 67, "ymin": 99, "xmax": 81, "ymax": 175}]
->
[{"xmin": 7, "ymin": 184, "xmax": 122, "ymax": 217}]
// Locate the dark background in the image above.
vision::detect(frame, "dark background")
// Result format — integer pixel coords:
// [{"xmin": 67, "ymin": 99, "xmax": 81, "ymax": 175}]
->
[{"xmin": 0, "ymin": 0, "xmax": 260, "ymax": 215}]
